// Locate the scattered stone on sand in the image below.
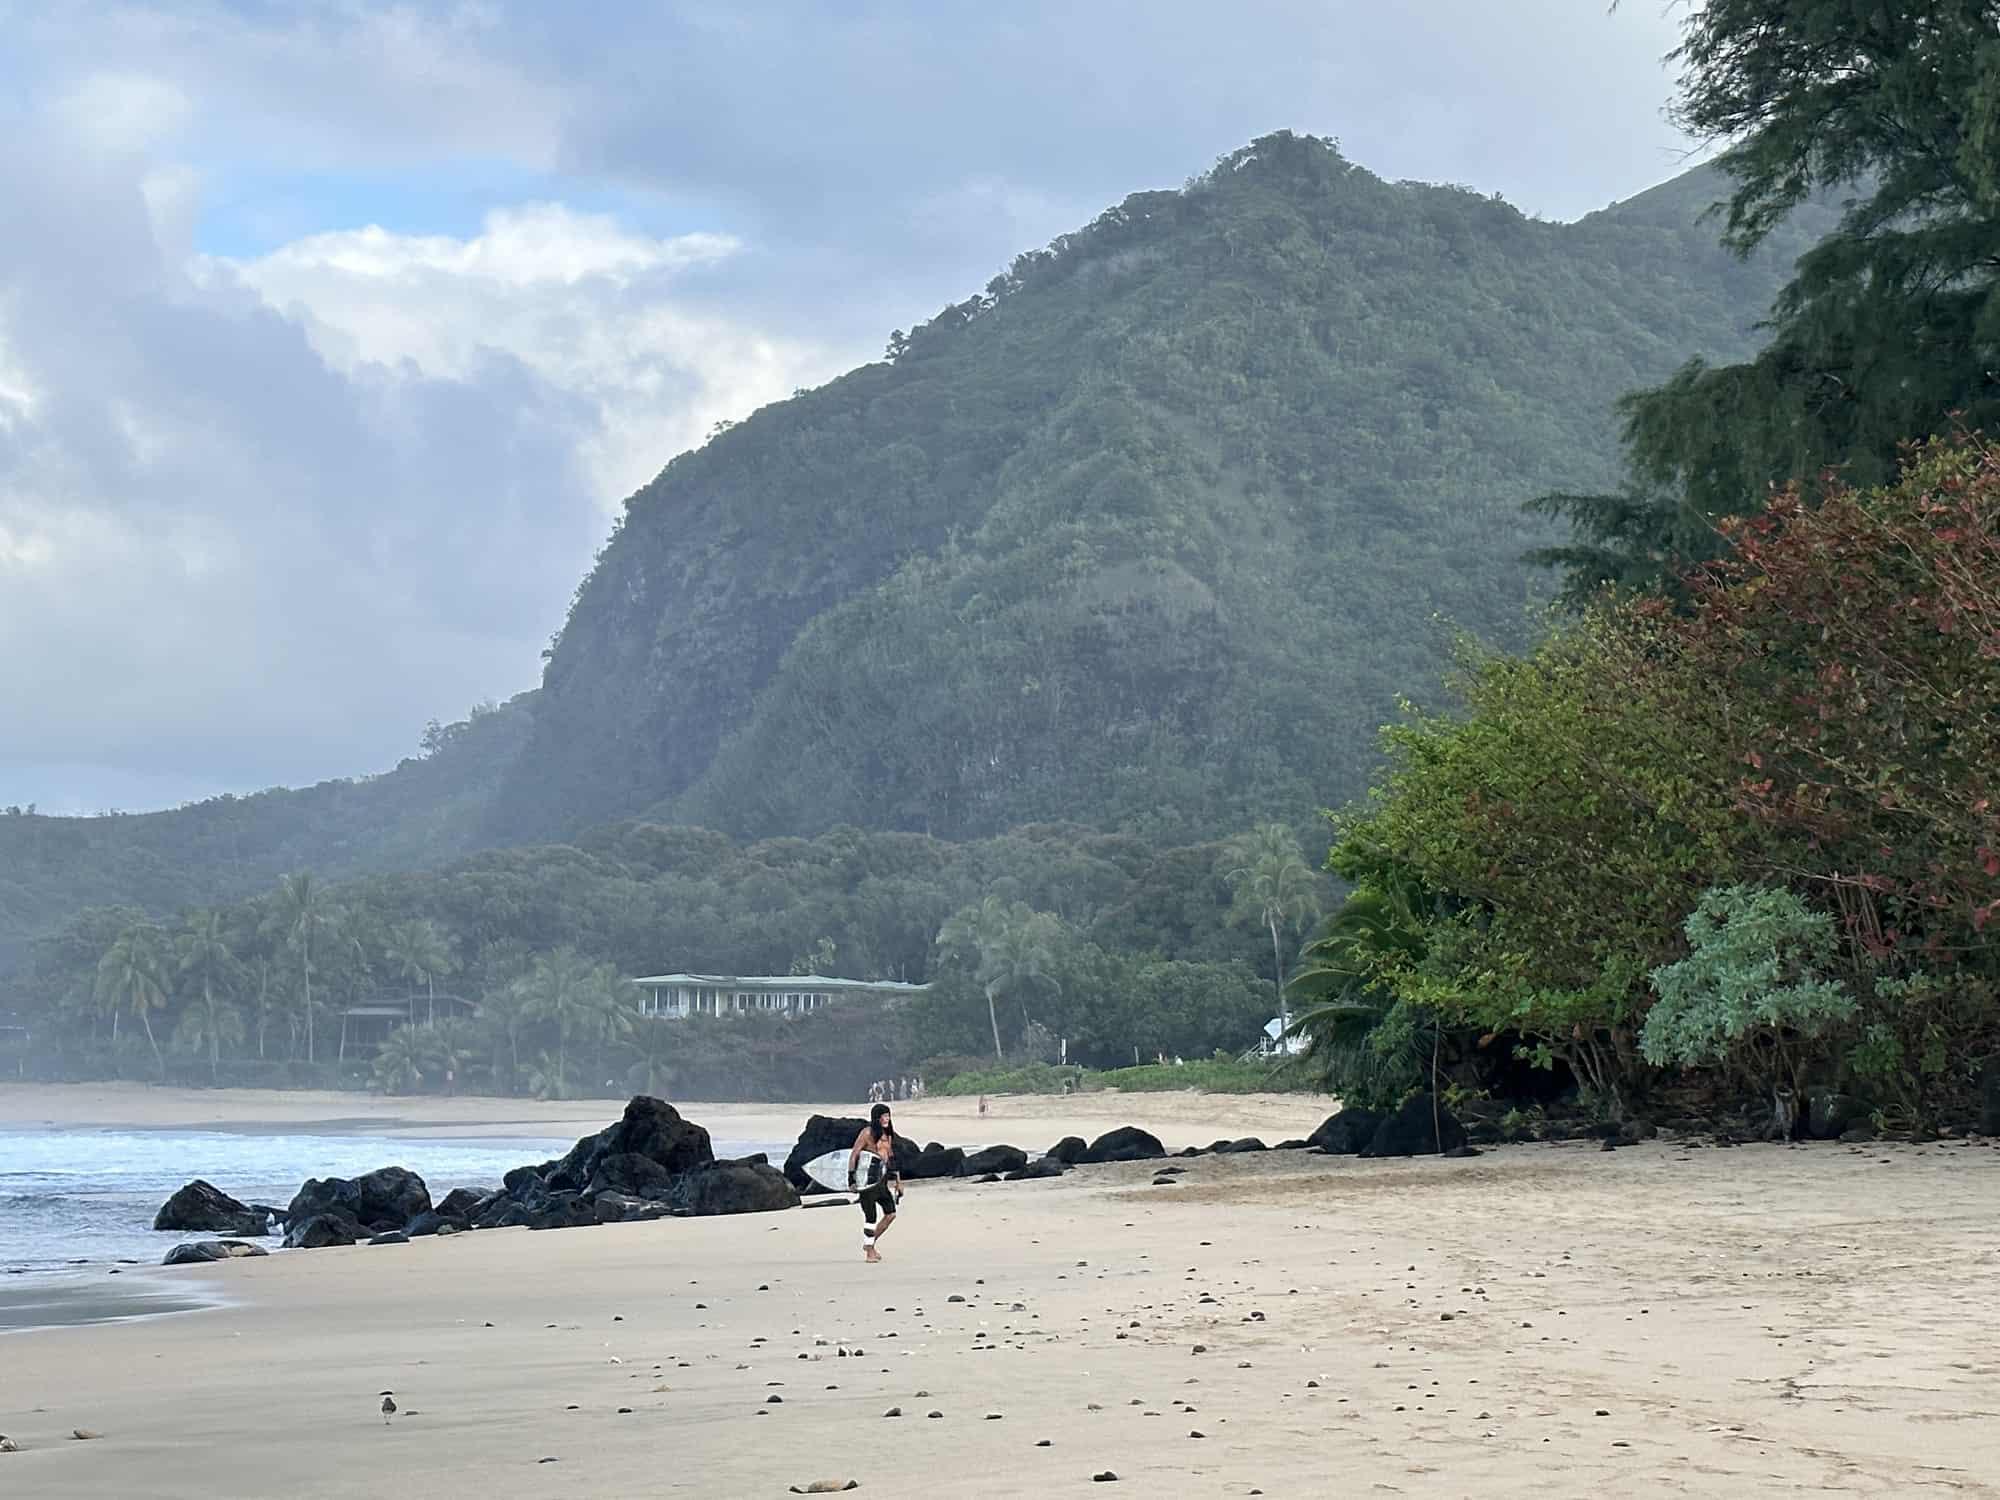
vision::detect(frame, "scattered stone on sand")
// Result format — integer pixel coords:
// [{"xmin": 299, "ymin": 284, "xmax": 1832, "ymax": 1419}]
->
[
  {"xmin": 1092, "ymin": 1472, "xmax": 1120, "ymax": 1483},
  {"xmin": 161, "ymin": 1238, "xmax": 269, "ymax": 1266},
  {"xmin": 883, "ymin": 1407, "xmax": 902, "ymax": 1417},
  {"xmin": 788, "ymin": 1483, "xmax": 858, "ymax": 1495},
  {"xmin": 71, "ymin": 1429, "xmax": 103, "ymax": 1441},
  {"xmin": 0, "ymin": 1435, "xmax": 17, "ymax": 1453},
  {"xmin": 927, "ymin": 1410, "xmax": 943, "ymax": 1419}
]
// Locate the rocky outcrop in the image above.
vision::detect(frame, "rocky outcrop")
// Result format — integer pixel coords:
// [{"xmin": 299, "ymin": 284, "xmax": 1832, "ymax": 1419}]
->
[
  {"xmin": 286, "ymin": 1167, "xmax": 431, "ymax": 1236},
  {"xmin": 153, "ymin": 1180, "xmax": 271, "ymax": 1237},
  {"xmin": 1004, "ymin": 1157, "xmax": 1067, "ymax": 1181},
  {"xmin": 284, "ymin": 1212, "xmax": 368, "ymax": 1250},
  {"xmin": 433, "ymin": 1186, "xmax": 488, "ymax": 1220},
  {"xmin": 957, "ymin": 1145, "xmax": 1029, "ymax": 1177},
  {"xmin": 1359, "ymin": 1094, "xmax": 1466, "ymax": 1157},
  {"xmin": 1307, "ymin": 1107, "xmax": 1383, "ymax": 1155},
  {"xmin": 1047, "ymin": 1136, "xmax": 1088, "ymax": 1165},
  {"xmin": 672, "ymin": 1161, "xmax": 801, "ymax": 1216},
  {"xmin": 902, "ymin": 1143, "xmax": 965, "ymax": 1180},
  {"xmin": 161, "ymin": 1239, "xmax": 268, "ymax": 1266},
  {"xmin": 1080, "ymin": 1126, "xmax": 1165, "ymax": 1164},
  {"xmin": 546, "ymin": 1096, "xmax": 713, "ymax": 1193},
  {"xmin": 782, "ymin": 1116, "xmax": 923, "ymax": 1191},
  {"xmin": 1212, "ymin": 1137, "xmax": 1267, "ymax": 1153},
  {"xmin": 591, "ymin": 1190, "xmax": 670, "ymax": 1224},
  {"xmin": 585, "ymin": 1152, "xmax": 675, "ymax": 1199}
]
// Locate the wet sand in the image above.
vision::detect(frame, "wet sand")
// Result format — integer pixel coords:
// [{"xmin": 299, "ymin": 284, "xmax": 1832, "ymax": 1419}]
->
[{"xmin": 4, "ymin": 1135, "xmax": 1998, "ymax": 1497}]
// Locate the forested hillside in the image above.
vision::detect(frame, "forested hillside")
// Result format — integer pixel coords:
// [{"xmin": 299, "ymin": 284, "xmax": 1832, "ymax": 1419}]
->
[
  {"xmin": 494, "ymin": 133, "xmax": 1834, "ymax": 847},
  {"xmin": 4, "ymin": 134, "xmax": 1837, "ymax": 971},
  {"xmin": 0, "ymin": 696, "xmax": 534, "ymax": 976}
]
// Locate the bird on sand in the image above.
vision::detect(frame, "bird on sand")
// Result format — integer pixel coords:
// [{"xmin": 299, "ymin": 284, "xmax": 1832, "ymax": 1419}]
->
[{"xmin": 380, "ymin": 1392, "xmax": 397, "ymax": 1424}]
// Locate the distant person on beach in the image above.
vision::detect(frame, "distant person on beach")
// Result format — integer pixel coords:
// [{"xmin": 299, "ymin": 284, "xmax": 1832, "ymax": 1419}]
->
[{"xmin": 847, "ymin": 1103, "xmax": 902, "ymax": 1263}]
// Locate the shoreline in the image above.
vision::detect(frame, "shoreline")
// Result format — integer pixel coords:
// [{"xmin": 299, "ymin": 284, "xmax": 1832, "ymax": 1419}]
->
[
  {"xmin": 0, "ymin": 1270, "xmax": 218, "ymax": 1335},
  {"xmin": 3, "ymin": 1139, "xmax": 1996, "ymax": 1496},
  {"xmin": 0, "ymin": 1080, "xmax": 1334, "ymax": 1150}
]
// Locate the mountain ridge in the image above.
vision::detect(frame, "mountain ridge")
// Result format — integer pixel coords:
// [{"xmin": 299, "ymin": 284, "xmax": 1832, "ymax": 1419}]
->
[
  {"xmin": 1, "ymin": 134, "xmax": 1840, "ymax": 971},
  {"xmin": 491, "ymin": 132, "xmax": 1834, "ymax": 845}
]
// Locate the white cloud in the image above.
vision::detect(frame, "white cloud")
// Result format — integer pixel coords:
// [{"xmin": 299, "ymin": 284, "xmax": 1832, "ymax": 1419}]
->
[
  {"xmin": 55, "ymin": 69, "xmax": 190, "ymax": 152},
  {"xmin": 227, "ymin": 205, "xmax": 837, "ymax": 505},
  {"xmin": 0, "ymin": 129, "xmax": 843, "ymax": 807}
]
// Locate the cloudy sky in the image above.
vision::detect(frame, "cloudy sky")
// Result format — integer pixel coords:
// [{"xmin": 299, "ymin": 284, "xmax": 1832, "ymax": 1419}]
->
[{"xmin": 0, "ymin": 1, "xmax": 1697, "ymax": 815}]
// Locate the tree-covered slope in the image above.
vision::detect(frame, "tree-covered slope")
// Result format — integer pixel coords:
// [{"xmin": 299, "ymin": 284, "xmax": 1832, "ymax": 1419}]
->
[
  {"xmin": 0, "ymin": 695, "xmax": 534, "ymax": 976},
  {"xmin": 493, "ymin": 134, "xmax": 1829, "ymax": 846}
]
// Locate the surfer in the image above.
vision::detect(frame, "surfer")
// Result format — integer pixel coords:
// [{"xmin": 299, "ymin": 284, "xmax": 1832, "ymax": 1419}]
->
[{"xmin": 847, "ymin": 1103, "xmax": 902, "ymax": 1263}]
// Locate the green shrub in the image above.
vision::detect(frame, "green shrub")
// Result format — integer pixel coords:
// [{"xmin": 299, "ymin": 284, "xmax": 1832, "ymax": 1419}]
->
[{"xmin": 1642, "ymin": 885, "xmax": 1854, "ymax": 1095}]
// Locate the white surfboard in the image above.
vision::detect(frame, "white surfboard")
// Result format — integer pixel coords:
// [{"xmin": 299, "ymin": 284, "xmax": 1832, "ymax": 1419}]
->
[{"xmin": 802, "ymin": 1147, "xmax": 885, "ymax": 1194}]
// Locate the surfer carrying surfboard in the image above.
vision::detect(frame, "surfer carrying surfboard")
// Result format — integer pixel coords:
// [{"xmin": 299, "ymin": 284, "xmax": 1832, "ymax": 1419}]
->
[{"xmin": 847, "ymin": 1103, "xmax": 902, "ymax": 1263}]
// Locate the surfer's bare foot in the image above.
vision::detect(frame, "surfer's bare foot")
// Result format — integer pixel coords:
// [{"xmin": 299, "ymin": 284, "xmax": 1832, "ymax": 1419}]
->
[{"xmin": 864, "ymin": 1247, "xmax": 881, "ymax": 1263}]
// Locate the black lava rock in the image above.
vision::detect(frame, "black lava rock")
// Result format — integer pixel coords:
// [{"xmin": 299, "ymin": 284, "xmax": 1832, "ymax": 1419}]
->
[
  {"xmin": 1047, "ymin": 1136, "xmax": 1089, "ymax": 1165},
  {"xmin": 957, "ymin": 1145, "xmax": 1030, "ymax": 1177},
  {"xmin": 1306, "ymin": 1107, "xmax": 1384, "ymax": 1155},
  {"xmin": 153, "ymin": 1180, "xmax": 271, "ymax": 1237},
  {"xmin": 1359, "ymin": 1094, "xmax": 1467, "ymax": 1157},
  {"xmin": 1080, "ymin": 1127, "xmax": 1165, "ymax": 1164}
]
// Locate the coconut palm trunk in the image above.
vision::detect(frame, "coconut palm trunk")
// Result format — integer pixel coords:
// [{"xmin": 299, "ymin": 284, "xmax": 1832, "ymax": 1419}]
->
[
  {"xmin": 139, "ymin": 1005, "xmax": 163, "ymax": 1077},
  {"xmin": 1268, "ymin": 915, "xmax": 1288, "ymax": 1037},
  {"xmin": 205, "ymin": 978, "xmax": 219, "ymax": 1082},
  {"xmin": 986, "ymin": 982, "xmax": 1004, "ymax": 1062}
]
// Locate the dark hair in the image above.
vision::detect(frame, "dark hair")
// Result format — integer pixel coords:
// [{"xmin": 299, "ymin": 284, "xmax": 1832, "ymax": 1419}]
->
[{"xmin": 869, "ymin": 1102, "xmax": 894, "ymax": 1137}]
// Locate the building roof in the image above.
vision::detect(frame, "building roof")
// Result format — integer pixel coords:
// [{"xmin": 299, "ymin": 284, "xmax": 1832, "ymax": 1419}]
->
[{"xmin": 631, "ymin": 972, "xmax": 928, "ymax": 993}]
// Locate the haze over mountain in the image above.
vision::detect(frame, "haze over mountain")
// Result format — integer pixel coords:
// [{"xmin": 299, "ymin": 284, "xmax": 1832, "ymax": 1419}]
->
[{"xmin": 0, "ymin": 133, "xmax": 1839, "ymax": 971}]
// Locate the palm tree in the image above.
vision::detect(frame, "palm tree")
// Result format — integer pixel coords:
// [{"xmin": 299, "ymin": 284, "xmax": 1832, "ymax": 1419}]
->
[
  {"xmin": 936, "ymin": 896, "xmax": 1065, "ymax": 1061},
  {"xmin": 372, "ymin": 1023, "xmax": 432, "ymax": 1095},
  {"xmin": 519, "ymin": 948, "xmax": 636, "ymax": 1091},
  {"xmin": 267, "ymin": 873, "xmax": 333, "ymax": 1064},
  {"xmin": 1219, "ymin": 824, "xmax": 1327, "ymax": 1039},
  {"xmin": 477, "ymin": 981, "xmax": 535, "ymax": 1094},
  {"xmin": 244, "ymin": 956, "xmax": 281, "ymax": 1061},
  {"xmin": 428, "ymin": 1017, "xmax": 481, "ymax": 1095},
  {"xmin": 525, "ymin": 1047, "xmax": 569, "ymax": 1102},
  {"xmin": 95, "ymin": 923, "xmax": 171, "ymax": 1077},
  {"xmin": 1286, "ymin": 878, "xmax": 1427, "ymax": 1099},
  {"xmin": 624, "ymin": 1016, "xmax": 677, "ymax": 1096},
  {"xmin": 172, "ymin": 992, "xmax": 246, "ymax": 1079},
  {"xmin": 175, "ymin": 910, "xmax": 244, "ymax": 1083},
  {"xmin": 382, "ymin": 918, "xmax": 456, "ymax": 1027}
]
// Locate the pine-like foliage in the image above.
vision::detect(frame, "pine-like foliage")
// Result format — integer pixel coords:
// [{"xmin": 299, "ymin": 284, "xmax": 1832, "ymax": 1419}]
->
[{"xmin": 1536, "ymin": 0, "xmax": 2000, "ymax": 597}]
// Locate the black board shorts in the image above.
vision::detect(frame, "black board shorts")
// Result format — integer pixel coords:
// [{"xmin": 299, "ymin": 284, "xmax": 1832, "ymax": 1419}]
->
[{"xmin": 858, "ymin": 1179, "xmax": 898, "ymax": 1223}]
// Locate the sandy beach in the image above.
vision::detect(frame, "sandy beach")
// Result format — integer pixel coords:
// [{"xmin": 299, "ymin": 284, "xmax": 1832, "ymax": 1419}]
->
[
  {"xmin": 4, "ymin": 1090, "xmax": 1998, "ymax": 1497},
  {"xmin": 0, "ymin": 1080, "xmax": 1333, "ymax": 1152}
]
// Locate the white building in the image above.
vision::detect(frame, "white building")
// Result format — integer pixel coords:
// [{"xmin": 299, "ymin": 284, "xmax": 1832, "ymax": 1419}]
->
[{"xmin": 630, "ymin": 972, "xmax": 928, "ymax": 1020}]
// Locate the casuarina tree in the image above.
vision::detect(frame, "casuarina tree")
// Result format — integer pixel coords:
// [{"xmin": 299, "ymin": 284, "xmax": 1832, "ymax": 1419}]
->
[{"xmin": 1536, "ymin": 0, "xmax": 2000, "ymax": 597}]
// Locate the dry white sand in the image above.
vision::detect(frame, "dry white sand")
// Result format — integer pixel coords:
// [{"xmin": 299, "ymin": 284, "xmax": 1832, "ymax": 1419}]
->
[{"xmin": 5, "ymin": 1120, "xmax": 1999, "ymax": 1498}]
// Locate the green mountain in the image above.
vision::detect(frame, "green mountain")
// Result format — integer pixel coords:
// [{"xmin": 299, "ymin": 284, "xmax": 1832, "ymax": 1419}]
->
[
  {"xmin": 0, "ymin": 694, "xmax": 534, "ymax": 975},
  {"xmin": 491, "ymin": 133, "xmax": 1832, "ymax": 846},
  {"xmin": 2, "ymin": 133, "xmax": 1836, "ymax": 972}
]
